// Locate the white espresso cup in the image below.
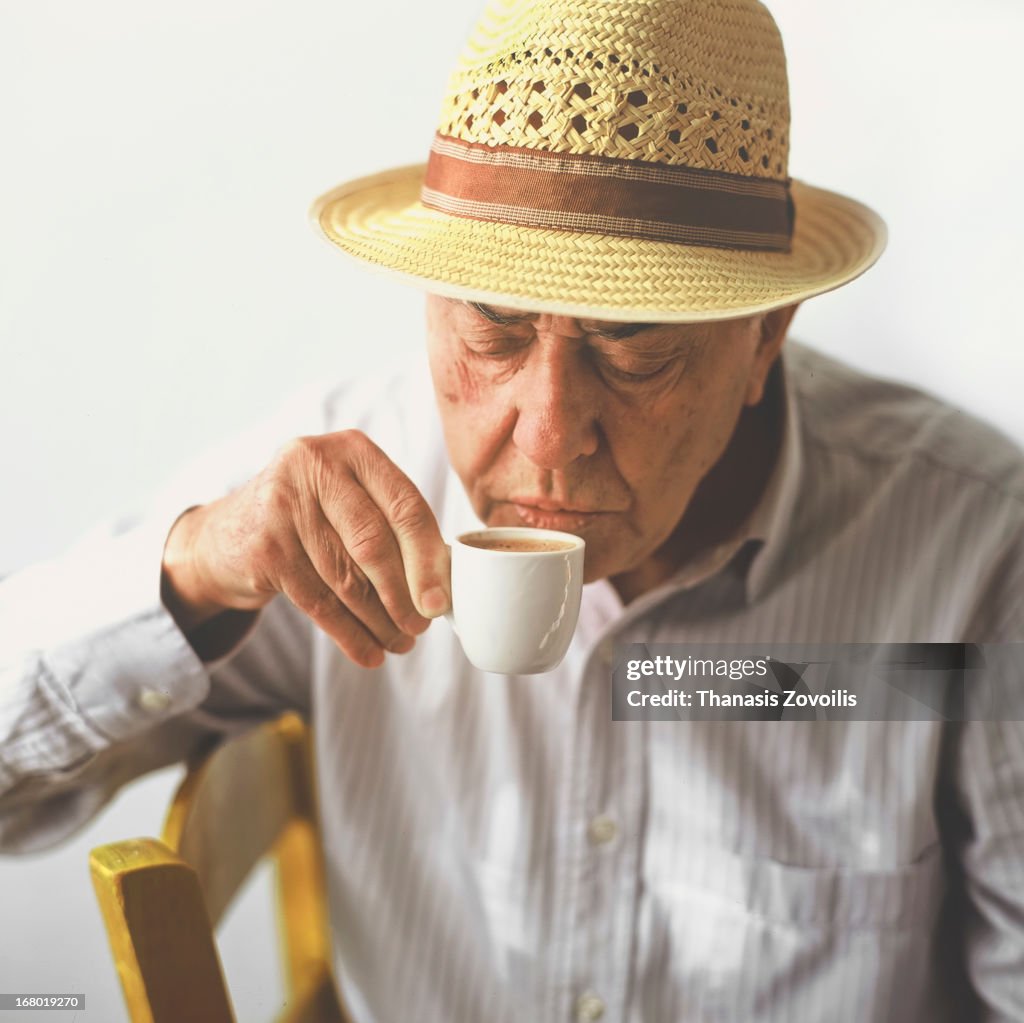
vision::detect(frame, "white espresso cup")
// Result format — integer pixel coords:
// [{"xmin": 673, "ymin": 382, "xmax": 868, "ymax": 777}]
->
[{"xmin": 446, "ymin": 527, "xmax": 585, "ymax": 675}]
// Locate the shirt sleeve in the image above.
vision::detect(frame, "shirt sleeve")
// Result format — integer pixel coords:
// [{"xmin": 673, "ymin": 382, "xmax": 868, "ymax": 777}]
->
[
  {"xmin": 944, "ymin": 717, "xmax": 1024, "ymax": 1022},
  {"xmin": 0, "ymin": 379, "xmax": 342, "ymax": 855},
  {"xmin": 944, "ymin": 519, "xmax": 1024, "ymax": 1020}
]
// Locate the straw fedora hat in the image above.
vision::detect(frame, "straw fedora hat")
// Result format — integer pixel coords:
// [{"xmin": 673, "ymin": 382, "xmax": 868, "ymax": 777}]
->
[{"xmin": 309, "ymin": 0, "xmax": 886, "ymax": 322}]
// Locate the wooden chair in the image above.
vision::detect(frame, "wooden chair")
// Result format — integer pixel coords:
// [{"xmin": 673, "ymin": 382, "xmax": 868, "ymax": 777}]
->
[{"xmin": 89, "ymin": 712, "xmax": 352, "ymax": 1023}]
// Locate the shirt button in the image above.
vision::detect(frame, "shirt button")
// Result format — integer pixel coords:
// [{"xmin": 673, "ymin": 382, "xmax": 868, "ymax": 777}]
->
[
  {"xmin": 587, "ymin": 815, "xmax": 617, "ymax": 845},
  {"xmin": 575, "ymin": 992, "xmax": 605, "ymax": 1021},
  {"xmin": 138, "ymin": 687, "xmax": 172, "ymax": 713}
]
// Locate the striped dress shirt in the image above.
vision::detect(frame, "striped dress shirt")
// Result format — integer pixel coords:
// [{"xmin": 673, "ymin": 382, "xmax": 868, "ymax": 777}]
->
[{"xmin": 1, "ymin": 341, "xmax": 1023, "ymax": 1021}]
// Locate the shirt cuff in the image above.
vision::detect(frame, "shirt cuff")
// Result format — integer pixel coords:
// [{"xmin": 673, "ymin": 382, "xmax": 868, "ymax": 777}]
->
[
  {"xmin": 45, "ymin": 605, "xmax": 212, "ymax": 745},
  {"xmin": 37, "ymin": 511, "xmax": 215, "ymax": 745}
]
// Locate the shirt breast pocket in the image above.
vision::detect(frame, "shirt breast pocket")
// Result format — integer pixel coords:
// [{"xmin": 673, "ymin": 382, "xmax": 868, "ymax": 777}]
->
[{"xmin": 645, "ymin": 842, "xmax": 948, "ymax": 1020}]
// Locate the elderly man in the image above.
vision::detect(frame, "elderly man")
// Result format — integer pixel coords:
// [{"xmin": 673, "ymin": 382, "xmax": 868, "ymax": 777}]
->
[{"xmin": 2, "ymin": 0, "xmax": 1023, "ymax": 1021}]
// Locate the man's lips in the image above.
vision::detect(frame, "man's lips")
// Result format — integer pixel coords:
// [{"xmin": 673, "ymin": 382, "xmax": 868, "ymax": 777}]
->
[
  {"xmin": 509, "ymin": 499, "xmax": 614, "ymax": 530},
  {"xmin": 509, "ymin": 497, "xmax": 604, "ymax": 513}
]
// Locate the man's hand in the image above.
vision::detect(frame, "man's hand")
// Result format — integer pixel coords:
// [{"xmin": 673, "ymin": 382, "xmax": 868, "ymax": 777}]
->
[{"xmin": 160, "ymin": 430, "xmax": 451, "ymax": 667}]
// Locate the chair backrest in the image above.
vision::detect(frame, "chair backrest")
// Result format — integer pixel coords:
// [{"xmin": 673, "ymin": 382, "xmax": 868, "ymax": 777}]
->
[{"xmin": 90, "ymin": 712, "xmax": 352, "ymax": 1023}]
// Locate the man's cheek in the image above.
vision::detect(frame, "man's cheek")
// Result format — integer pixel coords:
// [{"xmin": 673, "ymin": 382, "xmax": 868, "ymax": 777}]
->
[
  {"xmin": 652, "ymin": 407, "xmax": 700, "ymax": 472},
  {"xmin": 439, "ymin": 356, "xmax": 485, "ymax": 406}
]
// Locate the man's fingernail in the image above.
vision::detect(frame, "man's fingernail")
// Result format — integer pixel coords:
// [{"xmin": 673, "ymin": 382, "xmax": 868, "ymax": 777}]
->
[{"xmin": 420, "ymin": 586, "xmax": 450, "ymax": 617}]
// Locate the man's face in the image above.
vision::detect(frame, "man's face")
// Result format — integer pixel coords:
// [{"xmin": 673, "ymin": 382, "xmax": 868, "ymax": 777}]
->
[{"xmin": 425, "ymin": 295, "xmax": 791, "ymax": 587}]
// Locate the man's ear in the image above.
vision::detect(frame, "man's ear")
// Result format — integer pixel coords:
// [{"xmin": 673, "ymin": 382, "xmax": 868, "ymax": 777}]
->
[{"xmin": 744, "ymin": 302, "xmax": 800, "ymax": 406}]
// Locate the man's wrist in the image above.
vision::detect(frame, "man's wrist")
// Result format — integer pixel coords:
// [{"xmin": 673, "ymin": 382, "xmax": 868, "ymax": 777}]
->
[{"xmin": 160, "ymin": 505, "xmax": 227, "ymax": 633}]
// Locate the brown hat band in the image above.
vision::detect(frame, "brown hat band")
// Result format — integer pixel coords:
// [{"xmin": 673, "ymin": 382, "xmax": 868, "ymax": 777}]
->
[{"xmin": 422, "ymin": 134, "xmax": 795, "ymax": 253}]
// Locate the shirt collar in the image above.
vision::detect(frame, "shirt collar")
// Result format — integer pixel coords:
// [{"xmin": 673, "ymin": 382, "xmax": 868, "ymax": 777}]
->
[
  {"xmin": 744, "ymin": 346, "xmax": 805, "ymax": 602},
  {"xmin": 658, "ymin": 349, "xmax": 803, "ymax": 597}
]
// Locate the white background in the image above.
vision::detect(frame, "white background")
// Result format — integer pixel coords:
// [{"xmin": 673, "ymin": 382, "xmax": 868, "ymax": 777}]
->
[{"xmin": 2, "ymin": 0, "xmax": 1022, "ymax": 1019}]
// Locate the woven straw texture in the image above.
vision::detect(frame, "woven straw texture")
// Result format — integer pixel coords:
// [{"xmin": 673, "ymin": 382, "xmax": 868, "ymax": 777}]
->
[
  {"xmin": 312, "ymin": 168, "xmax": 884, "ymax": 322},
  {"xmin": 310, "ymin": 0, "xmax": 887, "ymax": 321},
  {"xmin": 441, "ymin": 0, "xmax": 790, "ymax": 178}
]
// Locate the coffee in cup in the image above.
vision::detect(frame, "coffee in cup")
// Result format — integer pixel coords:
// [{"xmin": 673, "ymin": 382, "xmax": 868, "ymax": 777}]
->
[
  {"xmin": 460, "ymin": 535, "xmax": 576, "ymax": 553},
  {"xmin": 446, "ymin": 527, "xmax": 585, "ymax": 674}
]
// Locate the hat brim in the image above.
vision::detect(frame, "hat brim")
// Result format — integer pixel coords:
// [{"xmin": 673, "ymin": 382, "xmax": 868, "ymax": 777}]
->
[{"xmin": 309, "ymin": 164, "xmax": 887, "ymax": 323}]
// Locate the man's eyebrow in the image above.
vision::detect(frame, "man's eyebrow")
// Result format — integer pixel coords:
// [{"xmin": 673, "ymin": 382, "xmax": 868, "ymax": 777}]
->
[
  {"xmin": 586, "ymin": 321, "xmax": 655, "ymax": 340},
  {"xmin": 468, "ymin": 302, "xmax": 532, "ymax": 325}
]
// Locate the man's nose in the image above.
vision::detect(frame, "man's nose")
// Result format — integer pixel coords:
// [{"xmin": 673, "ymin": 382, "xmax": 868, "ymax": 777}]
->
[{"xmin": 511, "ymin": 344, "xmax": 600, "ymax": 469}]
